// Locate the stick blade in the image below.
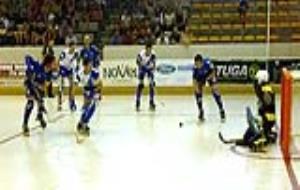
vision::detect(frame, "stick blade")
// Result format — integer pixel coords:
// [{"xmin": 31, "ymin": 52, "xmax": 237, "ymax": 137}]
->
[{"xmin": 218, "ymin": 132, "xmax": 237, "ymax": 144}]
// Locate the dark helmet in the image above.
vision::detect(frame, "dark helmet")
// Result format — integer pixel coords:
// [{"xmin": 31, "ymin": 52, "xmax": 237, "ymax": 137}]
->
[
  {"xmin": 194, "ymin": 54, "xmax": 203, "ymax": 62},
  {"xmin": 83, "ymin": 58, "xmax": 91, "ymax": 66},
  {"xmin": 145, "ymin": 41, "xmax": 153, "ymax": 49}
]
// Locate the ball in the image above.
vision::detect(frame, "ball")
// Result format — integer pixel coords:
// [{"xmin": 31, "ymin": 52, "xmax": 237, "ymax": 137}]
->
[{"xmin": 179, "ymin": 122, "xmax": 183, "ymax": 128}]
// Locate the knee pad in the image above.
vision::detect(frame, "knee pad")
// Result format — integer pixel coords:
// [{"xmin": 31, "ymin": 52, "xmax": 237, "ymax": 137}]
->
[
  {"xmin": 150, "ymin": 81, "xmax": 156, "ymax": 88},
  {"xmin": 138, "ymin": 83, "xmax": 144, "ymax": 89}
]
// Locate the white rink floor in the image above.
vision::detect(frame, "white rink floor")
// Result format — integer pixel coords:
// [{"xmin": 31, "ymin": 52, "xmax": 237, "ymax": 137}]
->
[{"xmin": 0, "ymin": 95, "xmax": 299, "ymax": 190}]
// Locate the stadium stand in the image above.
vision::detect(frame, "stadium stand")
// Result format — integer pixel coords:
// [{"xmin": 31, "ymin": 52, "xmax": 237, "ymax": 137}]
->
[
  {"xmin": 0, "ymin": 0, "xmax": 299, "ymax": 45},
  {"xmin": 188, "ymin": 0, "xmax": 300, "ymax": 43}
]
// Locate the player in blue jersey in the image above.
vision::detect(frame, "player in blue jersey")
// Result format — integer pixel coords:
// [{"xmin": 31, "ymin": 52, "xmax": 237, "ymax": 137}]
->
[
  {"xmin": 58, "ymin": 41, "xmax": 79, "ymax": 111},
  {"xmin": 76, "ymin": 59, "xmax": 102, "ymax": 136},
  {"xmin": 135, "ymin": 43, "xmax": 156, "ymax": 111},
  {"xmin": 22, "ymin": 54, "xmax": 58, "ymax": 136},
  {"xmin": 80, "ymin": 35, "xmax": 100, "ymax": 69},
  {"xmin": 193, "ymin": 54, "xmax": 226, "ymax": 121}
]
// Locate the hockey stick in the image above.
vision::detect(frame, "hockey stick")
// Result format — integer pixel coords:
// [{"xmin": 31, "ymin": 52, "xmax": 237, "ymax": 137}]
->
[{"xmin": 218, "ymin": 132, "xmax": 240, "ymax": 144}]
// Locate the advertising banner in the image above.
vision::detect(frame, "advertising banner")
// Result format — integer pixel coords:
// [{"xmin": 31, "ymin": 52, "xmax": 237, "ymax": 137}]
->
[{"xmin": 1, "ymin": 58, "xmax": 300, "ymax": 86}]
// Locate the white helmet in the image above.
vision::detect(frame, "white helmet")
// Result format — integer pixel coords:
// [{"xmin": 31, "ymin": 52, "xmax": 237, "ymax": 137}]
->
[{"xmin": 255, "ymin": 70, "xmax": 269, "ymax": 84}]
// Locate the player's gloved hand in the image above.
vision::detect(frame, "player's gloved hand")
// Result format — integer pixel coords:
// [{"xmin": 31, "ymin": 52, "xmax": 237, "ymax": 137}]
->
[
  {"xmin": 95, "ymin": 93, "xmax": 102, "ymax": 101},
  {"xmin": 146, "ymin": 63, "xmax": 155, "ymax": 71}
]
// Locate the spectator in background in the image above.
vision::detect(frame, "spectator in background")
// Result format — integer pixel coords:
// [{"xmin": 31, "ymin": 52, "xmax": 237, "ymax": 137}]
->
[
  {"xmin": 136, "ymin": 21, "xmax": 150, "ymax": 44},
  {"xmin": 0, "ymin": 14, "xmax": 10, "ymax": 44},
  {"xmin": 0, "ymin": 0, "xmax": 188, "ymax": 45},
  {"xmin": 31, "ymin": 21, "xmax": 46, "ymax": 45},
  {"xmin": 14, "ymin": 24, "xmax": 25, "ymax": 44},
  {"xmin": 121, "ymin": 30, "xmax": 134, "ymax": 44},
  {"xmin": 170, "ymin": 27, "xmax": 181, "ymax": 44},
  {"xmin": 62, "ymin": 0, "xmax": 75, "ymax": 27},
  {"xmin": 110, "ymin": 29, "xmax": 122, "ymax": 44},
  {"xmin": 145, "ymin": 0, "xmax": 155, "ymax": 18},
  {"xmin": 0, "ymin": 18, "xmax": 7, "ymax": 44},
  {"xmin": 120, "ymin": 10, "xmax": 131, "ymax": 29},
  {"xmin": 15, "ymin": 22, "xmax": 31, "ymax": 45},
  {"xmin": 176, "ymin": 0, "xmax": 191, "ymax": 23},
  {"xmin": 44, "ymin": 23, "xmax": 57, "ymax": 45},
  {"xmin": 156, "ymin": 6, "xmax": 177, "ymax": 45},
  {"xmin": 181, "ymin": 25, "xmax": 191, "ymax": 46},
  {"xmin": 89, "ymin": 0, "xmax": 103, "ymax": 23},
  {"xmin": 164, "ymin": 7, "xmax": 175, "ymax": 32},
  {"xmin": 65, "ymin": 28, "xmax": 77, "ymax": 45},
  {"xmin": 0, "ymin": 14, "xmax": 10, "ymax": 29},
  {"xmin": 176, "ymin": 10, "xmax": 186, "ymax": 32},
  {"xmin": 238, "ymin": 0, "xmax": 249, "ymax": 31},
  {"xmin": 58, "ymin": 19, "xmax": 70, "ymax": 44}
]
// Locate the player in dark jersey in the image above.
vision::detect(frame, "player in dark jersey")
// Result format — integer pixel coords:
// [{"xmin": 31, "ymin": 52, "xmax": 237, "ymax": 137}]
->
[
  {"xmin": 193, "ymin": 54, "xmax": 226, "ymax": 121},
  {"xmin": 219, "ymin": 71, "xmax": 277, "ymax": 152},
  {"xmin": 22, "ymin": 54, "xmax": 58, "ymax": 136}
]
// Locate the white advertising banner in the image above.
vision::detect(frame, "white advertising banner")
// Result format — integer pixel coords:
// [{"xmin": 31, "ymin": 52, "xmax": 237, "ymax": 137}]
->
[
  {"xmin": 102, "ymin": 59, "xmax": 194, "ymax": 87},
  {"xmin": 0, "ymin": 59, "xmax": 195, "ymax": 87}
]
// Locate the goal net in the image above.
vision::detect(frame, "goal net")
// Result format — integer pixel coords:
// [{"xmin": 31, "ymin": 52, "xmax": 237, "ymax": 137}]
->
[{"xmin": 280, "ymin": 69, "xmax": 300, "ymax": 158}]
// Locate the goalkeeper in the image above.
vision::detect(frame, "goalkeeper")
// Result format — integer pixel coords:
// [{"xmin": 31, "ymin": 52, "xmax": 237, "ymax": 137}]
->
[{"xmin": 220, "ymin": 70, "xmax": 278, "ymax": 152}]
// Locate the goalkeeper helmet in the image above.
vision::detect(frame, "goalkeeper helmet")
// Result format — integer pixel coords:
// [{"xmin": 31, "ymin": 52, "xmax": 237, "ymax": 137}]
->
[{"xmin": 255, "ymin": 70, "xmax": 269, "ymax": 84}]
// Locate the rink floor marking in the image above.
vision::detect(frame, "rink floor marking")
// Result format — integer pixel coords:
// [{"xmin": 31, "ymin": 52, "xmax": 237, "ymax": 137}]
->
[
  {"xmin": 0, "ymin": 126, "xmax": 39, "ymax": 145},
  {"xmin": 0, "ymin": 114, "xmax": 67, "ymax": 146}
]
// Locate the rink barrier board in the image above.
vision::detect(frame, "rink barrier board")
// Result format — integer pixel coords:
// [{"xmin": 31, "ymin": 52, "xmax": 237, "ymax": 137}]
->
[{"xmin": 0, "ymin": 84, "xmax": 281, "ymax": 95}]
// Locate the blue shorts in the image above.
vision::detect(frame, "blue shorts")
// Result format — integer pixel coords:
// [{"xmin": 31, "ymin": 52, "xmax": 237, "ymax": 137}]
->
[
  {"xmin": 138, "ymin": 68, "xmax": 154, "ymax": 82},
  {"xmin": 60, "ymin": 66, "xmax": 74, "ymax": 78}
]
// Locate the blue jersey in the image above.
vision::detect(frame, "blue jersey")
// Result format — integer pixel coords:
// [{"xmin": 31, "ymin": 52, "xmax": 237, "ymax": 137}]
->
[
  {"xmin": 193, "ymin": 58, "xmax": 214, "ymax": 82},
  {"xmin": 25, "ymin": 55, "xmax": 50, "ymax": 88},
  {"xmin": 78, "ymin": 69, "xmax": 100, "ymax": 99},
  {"xmin": 80, "ymin": 45, "xmax": 100, "ymax": 68}
]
